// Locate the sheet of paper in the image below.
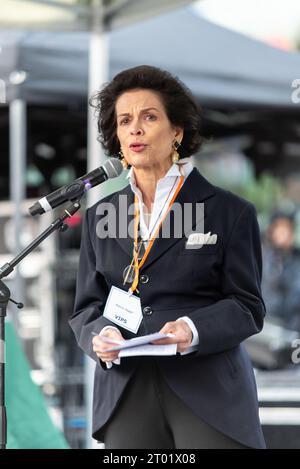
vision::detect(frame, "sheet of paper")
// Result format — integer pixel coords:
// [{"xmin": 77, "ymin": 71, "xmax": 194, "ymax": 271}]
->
[
  {"xmin": 104, "ymin": 332, "xmax": 175, "ymax": 352},
  {"xmin": 119, "ymin": 343, "xmax": 177, "ymax": 357},
  {"xmin": 97, "ymin": 335, "xmax": 123, "ymax": 345}
]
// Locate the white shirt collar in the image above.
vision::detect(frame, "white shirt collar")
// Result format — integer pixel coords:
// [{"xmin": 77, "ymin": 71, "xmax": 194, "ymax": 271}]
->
[
  {"xmin": 125, "ymin": 157, "xmax": 193, "ymax": 242},
  {"xmin": 126, "ymin": 157, "xmax": 193, "ymax": 187}
]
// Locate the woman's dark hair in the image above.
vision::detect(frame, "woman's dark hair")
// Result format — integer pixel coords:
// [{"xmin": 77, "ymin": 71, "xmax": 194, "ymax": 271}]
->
[{"xmin": 89, "ymin": 65, "xmax": 204, "ymax": 159}]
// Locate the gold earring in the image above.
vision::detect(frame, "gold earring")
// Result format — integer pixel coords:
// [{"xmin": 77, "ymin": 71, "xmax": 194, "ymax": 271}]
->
[
  {"xmin": 172, "ymin": 140, "xmax": 181, "ymax": 164},
  {"xmin": 119, "ymin": 149, "xmax": 128, "ymax": 169}
]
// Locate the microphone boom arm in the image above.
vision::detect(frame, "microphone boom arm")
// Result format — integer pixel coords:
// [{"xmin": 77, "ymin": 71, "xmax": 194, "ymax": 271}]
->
[{"xmin": 29, "ymin": 180, "xmax": 86, "ymax": 217}]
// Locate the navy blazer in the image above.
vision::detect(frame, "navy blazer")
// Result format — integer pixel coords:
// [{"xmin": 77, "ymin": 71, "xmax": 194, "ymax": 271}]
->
[{"xmin": 70, "ymin": 168, "xmax": 266, "ymax": 449}]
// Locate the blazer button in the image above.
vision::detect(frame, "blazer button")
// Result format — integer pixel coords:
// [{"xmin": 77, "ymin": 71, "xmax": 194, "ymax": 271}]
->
[
  {"xmin": 140, "ymin": 274, "xmax": 149, "ymax": 284},
  {"xmin": 143, "ymin": 306, "xmax": 153, "ymax": 316}
]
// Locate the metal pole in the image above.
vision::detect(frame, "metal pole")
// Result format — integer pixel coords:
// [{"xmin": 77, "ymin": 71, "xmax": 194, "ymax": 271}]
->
[
  {"xmin": 0, "ymin": 305, "xmax": 7, "ymax": 450},
  {"xmin": 0, "ymin": 279, "xmax": 10, "ymax": 450},
  {"xmin": 9, "ymin": 99, "xmax": 26, "ymax": 330},
  {"xmin": 87, "ymin": 0, "xmax": 109, "ymax": 181},
  {"xmin": 85, "ymin": 0, "xmax": 109, "ymax": 449}
]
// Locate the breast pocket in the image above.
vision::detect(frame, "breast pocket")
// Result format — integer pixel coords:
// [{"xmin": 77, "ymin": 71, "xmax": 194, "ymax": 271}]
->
[
  {"xmin": 179, "ymin": 243, "xmax": 220, "ymax": 256},
  {"xmin": 176, "ymin": 238, "xmax": 222, "ymax": 289}
]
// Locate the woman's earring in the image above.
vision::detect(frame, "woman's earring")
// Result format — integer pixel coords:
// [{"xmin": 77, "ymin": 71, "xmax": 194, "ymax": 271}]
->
[
  {"xmin": 172, "ymin": 140, "xmax": 181, "ymax": 164},
  {"xmin": 119, "ymin": 149, "xmax": 128, "ymax": 169}
]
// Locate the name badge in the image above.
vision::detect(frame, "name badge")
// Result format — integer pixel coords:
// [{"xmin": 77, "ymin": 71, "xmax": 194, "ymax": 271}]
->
[{"xmin": 103, "ymin": 286, "xmax": 143, "ymax": 333}]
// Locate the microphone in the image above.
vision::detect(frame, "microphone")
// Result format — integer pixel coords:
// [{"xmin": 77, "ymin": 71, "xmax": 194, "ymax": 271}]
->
[{"xmin": 29, "ymin": 158, "xmax": 123, "ymax": 216}]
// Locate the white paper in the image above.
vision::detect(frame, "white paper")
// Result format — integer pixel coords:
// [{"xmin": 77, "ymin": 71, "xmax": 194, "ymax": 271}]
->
[
  {"xmin": 104, "ymin": 332, "xmax": 175, "ymax": 352},
  {"xmin": 97, "ymin": 335, "xmax": 123, "ymax": 345},
  {"xmin": 119, "ymin": 343, "xmax": 177, "ymax": 357}
]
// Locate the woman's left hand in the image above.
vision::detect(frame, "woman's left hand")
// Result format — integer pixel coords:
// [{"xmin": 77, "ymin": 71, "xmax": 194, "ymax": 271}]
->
[{"xmin": 151, "ymin": 320, "xmax": 193, "ymax": 353}]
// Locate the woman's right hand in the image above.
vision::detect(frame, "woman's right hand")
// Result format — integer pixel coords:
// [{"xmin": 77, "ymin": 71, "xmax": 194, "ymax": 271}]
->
[{"xmin": 92, "ymin": 328, "xmax": 124, "ymax": 363}]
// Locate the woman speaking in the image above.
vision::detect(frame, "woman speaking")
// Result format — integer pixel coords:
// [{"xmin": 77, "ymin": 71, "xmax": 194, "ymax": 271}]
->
[{"xmin": 70, "ymin": 65, "xmax": 266, "ymax": 449}]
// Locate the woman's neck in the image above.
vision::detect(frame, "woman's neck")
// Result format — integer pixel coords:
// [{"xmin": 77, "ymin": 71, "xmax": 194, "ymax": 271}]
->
[{"xmin": 133, "ymin": 161, "xmax": 173, "ymax": 213}]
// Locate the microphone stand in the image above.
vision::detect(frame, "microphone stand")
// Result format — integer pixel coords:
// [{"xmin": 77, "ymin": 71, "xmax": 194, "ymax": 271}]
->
[{"xmin": 0, "ymin": 197, "xmax": 83, "ymax": 449}]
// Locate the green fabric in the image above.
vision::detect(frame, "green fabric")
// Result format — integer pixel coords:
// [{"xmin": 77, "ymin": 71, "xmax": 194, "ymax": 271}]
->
[{"xmin": 5, "ymin": 321, "xmax": 69, "ymax": 449}]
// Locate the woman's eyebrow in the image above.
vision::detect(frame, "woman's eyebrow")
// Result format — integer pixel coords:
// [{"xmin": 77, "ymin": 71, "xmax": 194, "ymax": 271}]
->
[
  {"xmin": 140, "ymin": 107, "xmax": 160, "ymax": 113},
  {"xmin": 117, "ymin": 107, "xmax": 160, "ymax": 117}
]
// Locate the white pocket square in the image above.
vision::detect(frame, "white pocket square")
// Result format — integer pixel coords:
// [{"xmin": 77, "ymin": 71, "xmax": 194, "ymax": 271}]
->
[{"xmin": 186, "ymin": 231, "xmax": 218, "ymax": 247}]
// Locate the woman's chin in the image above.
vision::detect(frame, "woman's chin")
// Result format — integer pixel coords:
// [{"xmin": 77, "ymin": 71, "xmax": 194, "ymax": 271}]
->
[{"xmin": 130, "ymin": 160, "xmax": 152, "ymax": 170}]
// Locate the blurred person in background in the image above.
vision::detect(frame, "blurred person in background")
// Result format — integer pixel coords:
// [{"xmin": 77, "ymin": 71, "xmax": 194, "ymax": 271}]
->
[
  {"xmin": 262, "ymin": 211, "xmax": 300, "ymax": 332},
  {"xmin": 70, "ymin": 65, "xmax": 266, "ymax": 449}
]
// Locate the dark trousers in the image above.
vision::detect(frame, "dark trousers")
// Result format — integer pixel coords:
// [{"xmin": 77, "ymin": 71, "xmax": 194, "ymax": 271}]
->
[{"xmin": 103, "ymin": 359, "xmax": 246, "ymax": 449}]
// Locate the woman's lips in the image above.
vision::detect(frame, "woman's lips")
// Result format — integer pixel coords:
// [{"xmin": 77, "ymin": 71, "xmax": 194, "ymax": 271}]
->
[{"xmin": 129, "ymin": 144, "xmax": 147, "ymax": 153}]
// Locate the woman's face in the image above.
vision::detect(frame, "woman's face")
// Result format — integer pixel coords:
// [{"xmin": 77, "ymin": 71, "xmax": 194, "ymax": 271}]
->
[{"xmin": 115, "ymin": 89, "xmax": 183, "ymax": 171}]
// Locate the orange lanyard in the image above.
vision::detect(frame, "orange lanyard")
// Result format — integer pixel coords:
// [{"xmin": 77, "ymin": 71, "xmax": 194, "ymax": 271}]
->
[{"xmin": 129, "ymin": 175, "xmax": 184, "ymax": 294}]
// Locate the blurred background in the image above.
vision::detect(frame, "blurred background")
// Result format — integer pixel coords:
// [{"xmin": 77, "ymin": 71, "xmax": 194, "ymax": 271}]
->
[{"xmin": 1, "ymin": 0, "xmax": 300, "ymax": 449}]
